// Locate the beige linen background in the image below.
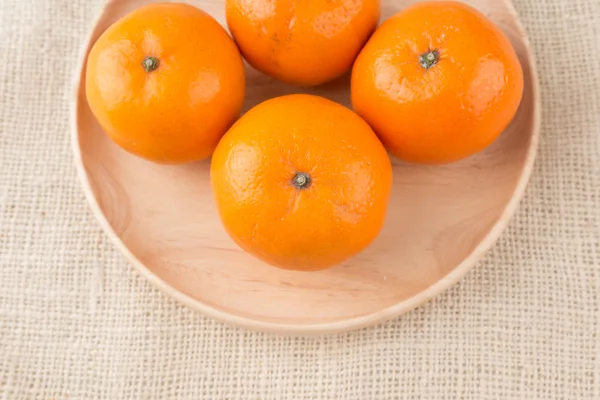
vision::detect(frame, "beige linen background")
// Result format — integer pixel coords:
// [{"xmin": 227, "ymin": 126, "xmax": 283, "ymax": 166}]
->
[{"xmin": 1, "ymin": 0, "xmax": 599, "ymax": 398}]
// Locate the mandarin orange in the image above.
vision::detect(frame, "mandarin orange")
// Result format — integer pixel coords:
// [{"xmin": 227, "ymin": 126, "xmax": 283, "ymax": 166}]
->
[
  {"xmin": 351, "ymin": 1, "xmax": 524, "ymax": 164},
  {"xmin": 86, "ymin": 3, "xmax": 245, "ymax": 163},
  {"xmin": 226, "ymin": 0, "xmax": 380, "ymax": 86},
  {"xmin": 211, "ymin": 94, "xmax": 392, "ymax": 270}
]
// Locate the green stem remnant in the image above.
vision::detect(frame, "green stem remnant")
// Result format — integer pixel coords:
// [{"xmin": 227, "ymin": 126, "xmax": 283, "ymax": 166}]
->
[
  {"xmin": 419, "ymin": 49, "xmax": 440, "ymax": 70},
  {"xmin": 142, "ymin": 56, "xmax": 160, "ymax": 73},
  {"xmin": 292, "ymin": 172, "xmax": 311, "ymax": 190}
]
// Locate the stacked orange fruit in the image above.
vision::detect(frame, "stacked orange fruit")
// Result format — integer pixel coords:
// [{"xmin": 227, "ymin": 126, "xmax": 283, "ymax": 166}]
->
[{"xmin": 85, "ymin": 1, "xmax": 523, "ymax": 271}]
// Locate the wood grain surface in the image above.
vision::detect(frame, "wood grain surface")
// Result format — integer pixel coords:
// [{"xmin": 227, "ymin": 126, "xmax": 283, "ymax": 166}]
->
[{"xmin": 72, "ymin": 0, "xmax": 540, "ymax": 334}]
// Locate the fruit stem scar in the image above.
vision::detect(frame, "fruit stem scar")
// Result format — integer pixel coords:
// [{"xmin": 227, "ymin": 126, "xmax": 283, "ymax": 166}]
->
[
  {"xmin": 292, "ymin": 172, "xmax": 311, "ymax": 190},
  {"xmin": 142, "ymin": 56, "xmax": 160, "ymax": 72},
  {"xmin": 419, "ymin": 49, "xmax": 440, "ymax": 70}
]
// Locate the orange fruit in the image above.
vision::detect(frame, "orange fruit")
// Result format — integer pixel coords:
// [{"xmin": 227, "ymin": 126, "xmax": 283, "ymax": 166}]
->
[
  {"xmin": 211, "ymin": 94, "xmax": 392, "ymax": 271},
  {"xmin": 351, "ymin": 1, "xmax": 524, "ymax": 164},
  {"xmin": 225, "ymin": 0, "xmax": 380, "ymax": 86},
  {"xmin": 85, "ymin": 3, "xmax": 245, "ymax": 164}
]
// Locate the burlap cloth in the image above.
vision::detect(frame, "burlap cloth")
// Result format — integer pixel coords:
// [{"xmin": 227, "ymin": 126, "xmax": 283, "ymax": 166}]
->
[{"xmin": 1, "ymin": 0, "xmax": 599, "ymax": 398}]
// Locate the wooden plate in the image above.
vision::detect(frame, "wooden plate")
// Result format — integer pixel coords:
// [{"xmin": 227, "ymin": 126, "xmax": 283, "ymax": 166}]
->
[{"xmin": 72, "ymin": 0, "xmax": 540, "ymax": 334}]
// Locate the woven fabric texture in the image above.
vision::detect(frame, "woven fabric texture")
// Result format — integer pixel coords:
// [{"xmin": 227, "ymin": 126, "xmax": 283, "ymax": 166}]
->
[{"xmin": 1, "ymin": 0, "xmax": 599, "ymax": 398}]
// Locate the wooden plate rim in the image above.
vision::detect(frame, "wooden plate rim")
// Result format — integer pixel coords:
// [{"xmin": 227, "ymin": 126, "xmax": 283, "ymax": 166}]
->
[{"xmin": 70, "ymin": 0, "xmax": 541, "ymax": 335}]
